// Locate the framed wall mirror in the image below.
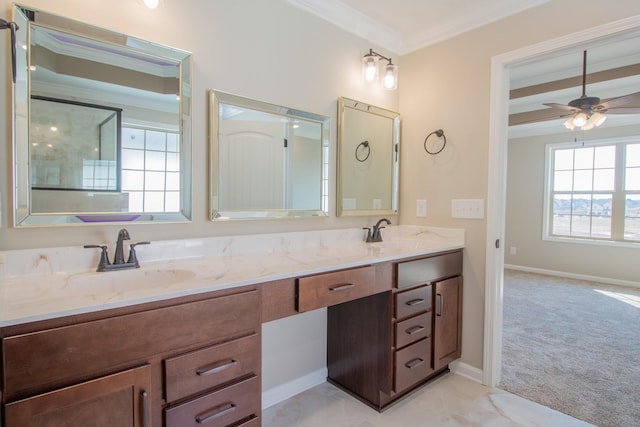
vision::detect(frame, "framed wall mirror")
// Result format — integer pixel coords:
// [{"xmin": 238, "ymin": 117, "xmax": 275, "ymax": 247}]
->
[
  {"xmin": 209, "ymin": 90, "xmax": 329, "ymax": 220},
  {"xmin": 337, "ymin": 97, "xmax": 400, "ymax": 217},
  {"xmin": 12, "ymin": 4, "xmax": 192, "ymax": 226}
]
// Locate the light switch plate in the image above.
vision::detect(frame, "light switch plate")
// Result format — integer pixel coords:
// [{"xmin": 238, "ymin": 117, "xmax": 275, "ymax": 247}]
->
[
  {"xmin": 373, "ymin": 199, "xmax": 382, "ymax": 209},
  {"xmin": 416, "ymin": 199, "xmax": 427, "ymax": 217},
  {"xmin": 451, "ymin": 199, "xmax": 485, "ymax": 219}
]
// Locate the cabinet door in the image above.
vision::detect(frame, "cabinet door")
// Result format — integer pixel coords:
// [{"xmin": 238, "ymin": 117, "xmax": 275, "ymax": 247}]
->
[
  {"xmin": 433, "ymin": 276, "xmax": 462, "ymax": 370},
  {"xmin": 4, "ymin": 364, "xmax": 151, "ymax": 427}
]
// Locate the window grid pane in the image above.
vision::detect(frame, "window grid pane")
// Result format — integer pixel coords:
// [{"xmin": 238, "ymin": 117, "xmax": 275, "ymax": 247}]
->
[
  {"xmin": 120, "ymin": 127, "xmax": 180, "ymax": 213},
  {"xmin": 625, "ymin": 195, "xmax": 640, "ymax": 241},
  {"xmin": 549, "ymin": 143, "xmax": 624, "ymax": 242}
]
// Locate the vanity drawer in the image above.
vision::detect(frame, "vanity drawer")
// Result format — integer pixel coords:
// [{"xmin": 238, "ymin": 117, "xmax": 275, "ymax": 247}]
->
[
  {"xmin": 296, "ymin": 266, "xmax": 380, "ymax": 312},
  {"xmin": 397, "ymin": 251, "xmax": 462, "ymax": 289},
  {"xmin": 395, "ymin": 285, "xmax": 432, "ymax": 320},
  {"xmin": 164, "ymin": 334, "xmax": 260, "ymax": 403},
  {"xmin": 164, "ymin": 375, "xmax": 260, "ymax": 427},
  {"xmin": 2, "ymin": 289, "xmax": 260, "ymax": 401},
  {"xmin": 395, "ymin": 339, "xmax": 433, "ymax": 392},
  {"xmin": 395, "ymin": 312, "xmax": 432, "ymax": 349}
]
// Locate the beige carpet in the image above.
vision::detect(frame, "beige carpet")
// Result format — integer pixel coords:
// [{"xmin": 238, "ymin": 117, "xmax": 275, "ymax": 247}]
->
[{"xmin": 500, "ymin": 269, "xmax": 640, "ymax": 427}]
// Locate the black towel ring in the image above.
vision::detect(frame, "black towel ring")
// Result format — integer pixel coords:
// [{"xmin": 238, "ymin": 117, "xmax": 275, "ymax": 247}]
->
[
  {"xmin": 424, "ymin": 129, "xmax": 446, "ymax": 155},
  {"xmin": 355, "ymin": 140, "xmax": 370, "ymax": 162},
  {"xmin": 0, "ymin": 19, "xmax": 20, "ymax": 83}
]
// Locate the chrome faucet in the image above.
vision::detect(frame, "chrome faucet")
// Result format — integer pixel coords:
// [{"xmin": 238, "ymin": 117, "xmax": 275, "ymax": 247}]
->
[
  {"xmin": 364, "ymin": 218, "xmax": 391, "ymax": 243},
  {"xmin": 84, "ymin": 228, "xmax": 150, "ymax": 272}
]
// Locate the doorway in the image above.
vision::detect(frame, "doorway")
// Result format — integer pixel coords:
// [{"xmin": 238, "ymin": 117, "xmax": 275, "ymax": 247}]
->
[{"xmin": 484, "ymin": 15, "xmax": 640, "ymax": 387}]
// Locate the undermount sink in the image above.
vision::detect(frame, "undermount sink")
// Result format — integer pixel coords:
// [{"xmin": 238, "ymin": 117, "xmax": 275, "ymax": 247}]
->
[{"xmin": 65, "ymin": 268, "xmax": 196, "ymax": 293}]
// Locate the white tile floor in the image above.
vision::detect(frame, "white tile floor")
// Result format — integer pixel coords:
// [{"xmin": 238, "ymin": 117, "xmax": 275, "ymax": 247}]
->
[{"xmin": 262, "ymin": 373, "xmax": 593, "ymax": 426}]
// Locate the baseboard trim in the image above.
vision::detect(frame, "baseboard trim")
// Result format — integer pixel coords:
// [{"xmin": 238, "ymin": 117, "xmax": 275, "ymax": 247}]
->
[
  {"xmin": 262, "ymin": 368, "xmax": 327, "ymax": 410},
  {"xmin": 504, "ymin": 264, "xmax": 640, "ymax": 289},
  {"xmin": 450, "ymin": 361, "xmax": 483, "ymax": 383}
]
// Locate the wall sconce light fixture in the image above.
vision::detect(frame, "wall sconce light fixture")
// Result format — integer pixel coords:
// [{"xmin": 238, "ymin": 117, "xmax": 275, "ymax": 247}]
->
[{"xmin": 362, "ymin": 49, "xmax": 398, "ymax": 90}]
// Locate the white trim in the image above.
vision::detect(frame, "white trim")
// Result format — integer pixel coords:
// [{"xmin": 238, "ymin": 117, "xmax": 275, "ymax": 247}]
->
[
  {"xmin": 283, "ymin": 0, "xmax": 403, "ymax": 54},
  {"xmin": 504, "ymin": 264, "xmax": 640, "ymax": 290},
  {"xmin": 450, "ymin": 360, "xmax": 483, "ymax": 384},
  {"xmin": 285, "ymin": 0, "xmax": 551, "ymax": 55},
  {"xmin": 402, "ymin": 0, "xmax": 551, "ymax": 55},
  {"xmin": 486, "ymin": 14, "xmax": 640, "ymax": 388},
  {"xmin": 261, "ymin": 368, "xmax": 327, "ymax": 410}
]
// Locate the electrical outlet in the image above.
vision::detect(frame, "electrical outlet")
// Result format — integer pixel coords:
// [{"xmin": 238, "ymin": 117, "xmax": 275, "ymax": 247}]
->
[
  {"xmin": 416, "ymin": 199, "xmax": 427, "ymax": 217},
  {"xmin": 373, "ymin": 198, "xmax": 382, "ymax": 209},
  {"xmin": 451, "ymin": 199, "xmax": 485, "ymax": 219},
  {"xmin": 510, "ymin": 246, "xmax": 517, "ymax": 255}
]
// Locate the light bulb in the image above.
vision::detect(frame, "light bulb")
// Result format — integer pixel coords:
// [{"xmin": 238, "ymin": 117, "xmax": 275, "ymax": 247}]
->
[
  {"xmin": 363, "ymin": 56, "xmax": 378, "ymax": 82},
  {"xmin": 564, "ymin": 118, "xmax": 575, "ymax": 130},
  {"xmin": 581, "ymin": 121, "xmax": 595, "ymax": 131},
  {"xmin": 383, "ymin": 72, "xmax": 395, "ymax": 89},
  {"xmin": 592, "ymin": 112, "xmax": 607, "ymax": 127},
  {"xmin": 382, "ymin": 63, "xmax": 398, "ymax": 90},
  {"xmin": 572, "ymin": 112, "xmax": 588, "ymax": 127}
]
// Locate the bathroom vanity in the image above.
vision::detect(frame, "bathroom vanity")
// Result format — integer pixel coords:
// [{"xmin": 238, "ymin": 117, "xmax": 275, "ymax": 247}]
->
[{"xmin": 0, "ymin": 227, "xmax": 464, "ymax": 426}]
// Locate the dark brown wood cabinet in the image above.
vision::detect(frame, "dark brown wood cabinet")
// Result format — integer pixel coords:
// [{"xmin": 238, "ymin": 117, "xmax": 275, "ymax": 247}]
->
[
  {"xmin": 1, "ymin": 287, "xmax": 261, "ymax": 427},
  {"xmin": 434, "ymin": 276, "xmax": 463, "ymax": 371},
  {"xmin": 1, "ymin": 249, "xmax": 461, "ymax": 425},
  {"xmin": 327, "ymin": 250, "xmax": 463, "ymax": 411},
  {"xmin": 4, "ymin": 364, "xmax": 151, "ymax": 427}
]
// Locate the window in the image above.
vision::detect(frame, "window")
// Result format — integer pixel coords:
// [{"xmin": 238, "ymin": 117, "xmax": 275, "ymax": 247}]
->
[
  {"xmin": 545, "ymin": 138, "xmax": 640, "ymax": 244},
  {"xmin": 121, "ymin": 126, "xmax": 180, "ymax": 213}
]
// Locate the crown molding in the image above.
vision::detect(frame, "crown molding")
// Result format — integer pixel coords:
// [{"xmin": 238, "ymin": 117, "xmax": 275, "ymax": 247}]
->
[
  {"xmin": 284, "ymin": 0, "xmax": 403, "ymax": 54},
  {"xmin": 286, "ymin": 0, "xmax": 551, "ymax": 55},
  {"xmin": 402, "ymin": 0, "xmax": 551, "ymax": 54}
]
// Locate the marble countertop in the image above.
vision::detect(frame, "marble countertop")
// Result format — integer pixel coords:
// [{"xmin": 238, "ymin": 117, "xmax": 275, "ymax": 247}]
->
[{"xmin": 0, "ymin": 226, "xmax": 464, "ymax": 326}]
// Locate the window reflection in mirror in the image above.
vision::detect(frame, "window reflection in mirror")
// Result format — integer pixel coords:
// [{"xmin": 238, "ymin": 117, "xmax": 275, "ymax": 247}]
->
[
  {"xmin": 210, "ymin": 90, "xmax": 329, "ymax": 220},
  {"xmin": 337, "ymin": 97, "xmax": 400, "ymax": 217},
  {"xmin": 12, "ymin": 5, "xmax": 192, "ymax": 226}
]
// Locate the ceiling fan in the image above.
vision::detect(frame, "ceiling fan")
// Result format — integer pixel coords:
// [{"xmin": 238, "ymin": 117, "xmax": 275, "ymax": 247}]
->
[{"xmin": 543, "ymin": 50, "xmax": 640, "ymax": 130}]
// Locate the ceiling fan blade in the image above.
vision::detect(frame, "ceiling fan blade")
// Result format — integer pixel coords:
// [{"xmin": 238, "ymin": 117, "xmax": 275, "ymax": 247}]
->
[
  {"xmin": 543, "ymin": 102, "xmax": 580, "ymax": 112},
  {"xmin": 595, "ymin": 91, "xmax": 640, "ymax": 110},
  {"xmin": 510, "ymin": 109, "xmax": 574, "ymax": 126},
  {"xmin": 603, "ymin": 107, "xmax": 640, "ymax": 114}
]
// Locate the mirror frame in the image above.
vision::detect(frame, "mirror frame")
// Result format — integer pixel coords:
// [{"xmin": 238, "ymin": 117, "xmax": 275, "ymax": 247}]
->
[
  {"xmin": 12, "ymin": 4, "xmax": 192, "ymax": 226},
  {"xmin": 209, "ymin": 90, "xmax": 330, "ymax": 220},
  {"xmin": 337, "ymin": 97, "xmax": 400, "ymax": 217}
]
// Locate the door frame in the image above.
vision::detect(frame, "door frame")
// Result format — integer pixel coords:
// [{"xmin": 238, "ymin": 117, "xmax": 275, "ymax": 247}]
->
[{"xmin": 483, "ymin": 14, "xmax": 640, "ymax": 387}]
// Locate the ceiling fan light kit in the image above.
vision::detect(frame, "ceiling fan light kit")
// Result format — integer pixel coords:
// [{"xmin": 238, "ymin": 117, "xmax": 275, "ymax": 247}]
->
[{"xmin": 544, "ymin": 50, "xmax": 640, "ymax": 131}]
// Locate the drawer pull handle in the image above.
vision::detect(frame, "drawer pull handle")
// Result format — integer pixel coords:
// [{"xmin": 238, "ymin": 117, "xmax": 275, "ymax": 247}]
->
[
  {"xmin": 196, "ymin": 403, "xmax": 236, "ymax": 424},
  {"xmin": 405, "ymin": 358, "xmax": 424, "ymax": 369},
  {"xmin": 405, "ymin": 325, "xmax": 425, "ymax": 335},
  {"xmin": 196, "ymin": 359, "xmax": 237, "ymax": 376},
  {"xmin": 141, "ymin": 390, "xmax": 149, "ymax": 427},
  {"xmin": 406, "ymin": 298, "xmax": 424, "ymax": 306},
  {"xmin": 329, "ymin": 283, "xmax": 355, "ymax": 291}
]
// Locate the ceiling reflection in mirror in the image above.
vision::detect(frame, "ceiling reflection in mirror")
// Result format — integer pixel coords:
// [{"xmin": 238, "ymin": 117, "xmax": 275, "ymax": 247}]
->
[
  {"xmin": 12, "ymin": 5, "xmax": 192, "ymax": 226},
  {"xmin": 337, "ymin": 97, "xmax": 399, "ymax": 217},
  {"xmin": 210, "ymin": 90, "xmax": 329, "ymax": 220}
]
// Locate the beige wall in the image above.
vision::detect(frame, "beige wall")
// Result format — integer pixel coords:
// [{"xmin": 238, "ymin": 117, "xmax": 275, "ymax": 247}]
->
[
  {"xmin": 398, "ymin": 0, "xmax": 640, "ymax": 369},
  {"xmin": 2, "ymin": 0, "xmax": 639, "ymax": 376},
  {"xmin": 506, "ymin": 125, "xmax": 640, "ymax": 284},
  {"xmin": 0, "ymin": 0, "xmax": 398, "ymax": 249}
]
